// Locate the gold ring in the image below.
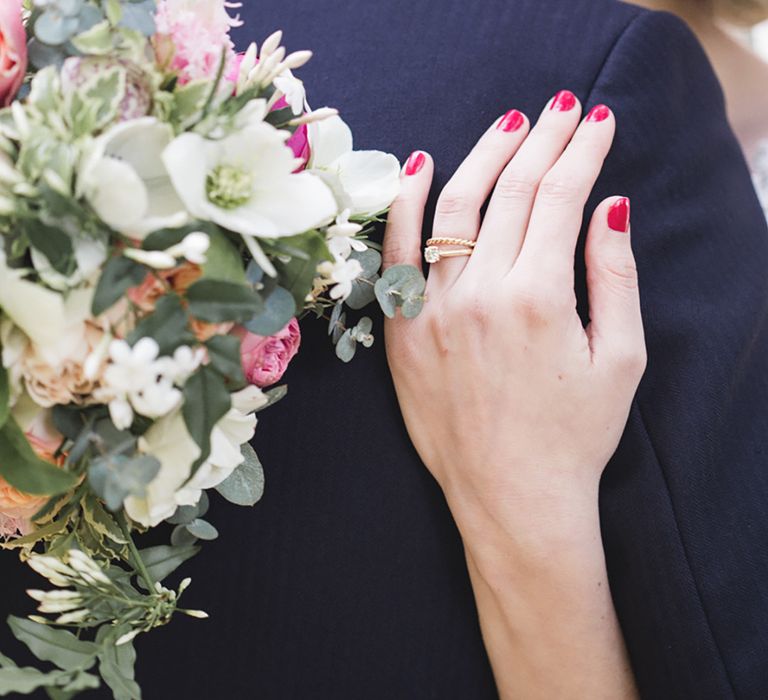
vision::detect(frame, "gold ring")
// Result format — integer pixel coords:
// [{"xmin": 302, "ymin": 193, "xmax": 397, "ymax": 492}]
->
[
  {"xmin": 425, "ymin": 237, "xmax": 476, "ymax": 248},
  {"xmin": 424, "ymin": 246, "xmax": 474, "ymax": 263}
]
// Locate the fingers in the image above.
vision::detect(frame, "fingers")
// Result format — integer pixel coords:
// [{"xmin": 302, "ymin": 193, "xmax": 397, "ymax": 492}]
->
[
  {"xmin": 426, "ymin": 110, "xmax": 530, "ymax": 294},
  {"xmin": 468, "ymin": 90, "xmax": 583, "ymax": 276},
  {"xmin": 514, "ymin": 104, "xmax": 616, "ymax": 288},
  {"xmin": 585, "ymin": 196, "xmax": 647, "ymax": 376},
  {"xmin": 382, "ymin": 151, "xmax": 434, "ymax": 270}
]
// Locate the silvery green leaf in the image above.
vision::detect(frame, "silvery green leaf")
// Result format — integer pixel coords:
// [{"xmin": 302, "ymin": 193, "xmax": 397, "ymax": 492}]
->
[
  {"xmin": 246, "ymin": 259, "xmax": 264, "ymax": 286},
  {"xmin": 120, "ymin": 1, "xmax": 157, "ymax": 36},
  {"xmin": 88, "ymin": 455, "xmax": 161, "ymax": 512},
  {"xmin": 59, "ymin": 0, "xmax": 85, "ymax": 17},
  {"xmin": 27, "ymin": 39, "xmax": 67, "ymax": 71},
  {"xmin": 170, "ymin": 524, "xmax": 198, "ymax": 547},
  {"xmin": 346, "ymin": 275, "xmax": 378, "ymax": 310},
  {"xmin": 185, "ymin": 519, "xmax": 218, "ymax": 541},
  {"xmin": 7, "ymin": 617, "xmax": 97, "ymax": 672},
  {"xmin": 77, "ymin": 4, "xmax": 104, "ymax": 32},
  {"xmin": 166, "ymin": 491, "xmax": 209, "ymax": 525},
  {"xmin": 96, "ymin": 627, "xmax": 140, "ymax": 700},
  {"xmin": 244, "ymin": 286, "xmax": 296, "ymax": 336},
  {"xmin": 335, "ymin": 329, "xmax": 357, "ymax": 363},
  {"xmin": 35, "ymin": 12, "xmax": 80, "ymax": 46},
  {"xmin": 355, "ymin": 317, "xmax": 373, "ymax": 335},
  {"xmin": 328, "ymin": 302, "xmax": 343, "ymax": 336},
  {"xmin": 350, "ymin": 248, "xmax": 382, "ymax": 278},
  {"xmin": 254, "ymin": 385, "xmax": 287, "ymax": 413},
  {"xmin": 0, "ymin": 667, "xmax": 70, "ymax": 695},
  {"xmin": 401, "ymin": 296, "xmax": 425, "ymax": 319},
  {"xmin": 215, "ymin": 444, "xmax": 265, "ymax": 507},
  {"xmin": 139, "ymin": 544, "xmax": 199, "ymax": 584},
  {"xmin": 330, "ymin": 310, "xmax": 346, "ymax": 344},
  {"xmin": 374, "ymin": 277, "xmax": 397, "ymax": 318}
]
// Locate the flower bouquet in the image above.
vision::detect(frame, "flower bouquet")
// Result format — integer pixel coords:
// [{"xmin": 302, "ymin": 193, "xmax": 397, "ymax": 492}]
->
[{"xmin": 0, "ymin": 1, "xmax": 426, "ymax": 697}]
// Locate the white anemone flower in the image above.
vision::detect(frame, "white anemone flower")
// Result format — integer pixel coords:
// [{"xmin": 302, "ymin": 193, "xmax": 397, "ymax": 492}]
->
[
  {"xmin": 308, "ymin": 115, "xmax": 401, "ymax": 217},
  {"xmin": 78, "ymin": 118, "xmax": 189, "ymax": 239},
  {"xmin": 162, "ymin": 122, "xmax": 337, "ymax": 240}
]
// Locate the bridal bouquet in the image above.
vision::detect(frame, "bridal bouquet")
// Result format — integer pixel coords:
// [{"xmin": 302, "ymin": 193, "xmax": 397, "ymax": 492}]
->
[{"xmin": 0, "ymin": 1, "xmax": 426, "ymax": 697}]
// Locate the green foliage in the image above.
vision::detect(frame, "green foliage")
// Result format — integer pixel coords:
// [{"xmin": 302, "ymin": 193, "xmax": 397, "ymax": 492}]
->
[
  {"xmin": 215, "ymin": 444, "xmax": 265, "ymax": 507},
  {"xmin": 346, "ymin": 249, "xmax": 381, "ymax": 310},
  {"xmin": 244, "ymin": 286, "xmax": 296, "ymax": 336},
  {"xmin": 88, "ymin": 454, "xmax": 160, "ymax": 512},
  {"xmin": 272, "ymin": 232, "xmax": 332, "ymax": 310},
  {"xmin": 181, "ymin": 367, "xmax": 231, "ymax": 468},
  {"xmin": 0, "ymin": 416, "xmax": 78, "ymax": 496},
  {"xmin": 201, "ymin": 229, "xmax": 247, "ymax": 284},
  {"xmin": 95, "ymin": 627, "xmax": 141, "ymax": 700},
  {"xmin": 0, "ymin": 359, "xmax": 9, "ymax": 430},
  {"xmin": 204, "ymin": 335, "xmax": 246, "ymax": 386},
  {"xmin": 255, "ymin": 385, "xmax": 287, "ymax": 414},
  {"xmin": 374, "ymin": 265, "xmax": 426, "ymax": 319},
  {"xmin": 128, "ymin": 295, "xmax": 195, "ymax": 355},
  {"xmin": 139, "ymin": 545, "xmax": 199, "ymax": 584},
  {"xmin": 184, "ymin": 519, "xmax": 218, "ymax": 541},
  {"xmin": 7, "ymin": 618, "xmax": 98, "ymax": 672},
  {"xmin": 92, "ymin": 256, "xmax": 147, "ymax": 316},
  {"xmin": 25, "ymin": 220, "xmax": 75, "ymax": 276},
  {"xmin": 186, "ymin": 279, "xmax": 264, "ymax": 323}
]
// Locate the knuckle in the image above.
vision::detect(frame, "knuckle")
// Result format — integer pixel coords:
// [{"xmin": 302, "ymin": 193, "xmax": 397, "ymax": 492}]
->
[
  {"xmin": 382, "ymin": 240, "xmax": 418, "ymax": 269},
  {"xmin": 613, "ymin": 343, "xmax": 648, "ymax": 379},
  {"xmin": 494, "ymin": 170, "xmax": 538, "ymax": 202},
  {"xmin": 594, "ymin": 255, "xmax": 639, "ymax": 292},
  {"xmin": 537, "ymin": 175, "xmax": 581, "ymax": 204},
  {"xmin": 436, "ymin": 190, "xmax": 473, "ymax": 218},
  {"xmin": 511, "ymin": 289, "xmax": 561, "ymax": 327}
]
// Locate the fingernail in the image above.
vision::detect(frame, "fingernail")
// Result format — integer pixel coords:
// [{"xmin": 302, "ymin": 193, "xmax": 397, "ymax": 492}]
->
[
  {"xmin": 497, "ymin": 109, "xmax": 525, "ymax": 132},
  {"xmin": 586, "ymin": 104, "xmax": 611, "ymax": 123},
  {"xmin": 550, "ymin": 90, "xmax": 577, "ymax": 112},
  {"xmin": 405, "ymin": 151, "xmax": 426, "ymax": 176},
  {"xmin": 608, "ymin": 197, "xmax": 630, "ymax": 233}
]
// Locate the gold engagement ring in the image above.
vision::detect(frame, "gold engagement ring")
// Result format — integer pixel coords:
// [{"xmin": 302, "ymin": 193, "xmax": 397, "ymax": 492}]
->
[{"xmin": 424, "ymin": 237, "xmax": 476, "ymax": 264}]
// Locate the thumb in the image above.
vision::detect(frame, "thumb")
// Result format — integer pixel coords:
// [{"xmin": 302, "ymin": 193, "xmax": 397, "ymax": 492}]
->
[
  {"xmin": 585, "ymin": 196, "xmax": 647, "ymax": 377},
  {"xmin": 382, "ymin": 150, "xmax": 434, "ymax": 270}
]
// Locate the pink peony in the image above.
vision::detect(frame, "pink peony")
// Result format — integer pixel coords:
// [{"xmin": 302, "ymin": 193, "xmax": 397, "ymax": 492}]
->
[
  {"xmin": 154, "ymin": 0, "xmax": 241, "ymax": 85},
  {"xmin": 234, "ymin": 319, "xmax": 301, "ymax": 388},
  {"xmin": 0, "ymin": 0, "xmax": 27, "ymax": 107},
  {"xmin": 274, "ymin": 95, "xmax": 310, "ymax": 170}
]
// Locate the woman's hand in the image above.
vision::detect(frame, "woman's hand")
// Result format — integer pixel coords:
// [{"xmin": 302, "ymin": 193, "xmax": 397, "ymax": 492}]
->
[{"xmin": 382, "ymin": 91, "xmax": 645, "ymax": 699}]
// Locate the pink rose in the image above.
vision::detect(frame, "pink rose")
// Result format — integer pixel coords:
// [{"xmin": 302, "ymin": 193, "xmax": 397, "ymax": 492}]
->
[
  {"xmin": 0, "ymin": 0, "xmax": 27, "ymax": 107},
  {"xmin": 234, "ymin": 319, "xmax": 301, "ymax": 388}
]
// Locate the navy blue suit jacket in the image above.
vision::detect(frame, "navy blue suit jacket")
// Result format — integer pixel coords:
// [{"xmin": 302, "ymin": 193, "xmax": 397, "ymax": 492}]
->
[{"xmin": 3, "ymin": 1, "xmax": 768, "ymax": 698}]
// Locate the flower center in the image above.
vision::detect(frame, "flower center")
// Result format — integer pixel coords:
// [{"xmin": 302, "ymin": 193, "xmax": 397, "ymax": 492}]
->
[{"xmin": 206, "ymin": 165, "xmax": 253, "ymax": 209}]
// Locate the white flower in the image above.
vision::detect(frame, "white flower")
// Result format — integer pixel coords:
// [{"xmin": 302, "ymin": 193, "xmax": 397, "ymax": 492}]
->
[
  {"xmin": 273, "ymin": 71, "xmax": 306, "ymax": 116},
  {"xmin": 104, "ymin": 338, "xmax": 161, "ymax": 395},
  {"xmin": 317, "ymin": 256, "xmax": 364, "ymax": 301},
  {"xmin": 326, "ymin": 209, "xmax": 367, "ymax": 259},
  {"xmin": 162, "ymin": 122, "xmax": 337, "ymax": 239},
  {"xmin": 78, "ymin": 118, "xmax": 189, "ymax": 239},
  {"xmin": 308, "ymin": 115, "xmax": 401, "ymax": 216}
]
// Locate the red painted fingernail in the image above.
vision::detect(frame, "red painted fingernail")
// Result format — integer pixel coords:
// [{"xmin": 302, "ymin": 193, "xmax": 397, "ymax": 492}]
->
[
  {"xmin": 586, "ymin": 104, "xmax": 611, "ymax": 123},
  {"xmin": 550, "ymin": 90, "xmax": 577, "ymax": 112},
  {"xmin": 497, "ymin": 109, "xmax": 525, "ymax": 132},
  {"xmin": 405, "ymin": 151, "xmax": 426, "ymax": 176},
  {"xmin": 608, "ymin": 197, "xmax": 630, "ymax": 233}
]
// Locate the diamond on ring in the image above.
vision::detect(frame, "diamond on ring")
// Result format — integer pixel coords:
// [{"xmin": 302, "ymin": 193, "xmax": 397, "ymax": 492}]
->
[{"xmin": 424, "ymin": 246, "xmax": 441, "ymax": 263}]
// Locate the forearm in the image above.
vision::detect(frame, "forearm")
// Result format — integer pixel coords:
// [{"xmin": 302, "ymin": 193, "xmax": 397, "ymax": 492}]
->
[{"xmin": 447, "ymin": 480, "xmax": 639, "ymax": 700}]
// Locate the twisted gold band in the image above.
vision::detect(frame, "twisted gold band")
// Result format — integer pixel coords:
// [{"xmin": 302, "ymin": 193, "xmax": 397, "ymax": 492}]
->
[{"xmin": 425, "ymin": 237, "xmax": 477, "ymax": 248}]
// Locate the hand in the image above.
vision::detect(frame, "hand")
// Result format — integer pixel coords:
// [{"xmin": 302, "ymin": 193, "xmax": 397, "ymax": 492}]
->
[
  {"xmin": 383, "ymin": 93, "xmax": 646, "ymax": 541},
  {"xmin": 382, "ymin": 92, "xmax": 644, "ymax": 699}
]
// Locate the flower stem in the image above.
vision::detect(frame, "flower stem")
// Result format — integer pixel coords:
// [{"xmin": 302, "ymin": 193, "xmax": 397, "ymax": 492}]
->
[{"xmin": 118, "ymin": 515, "xmax": 156, "ymax": 592}]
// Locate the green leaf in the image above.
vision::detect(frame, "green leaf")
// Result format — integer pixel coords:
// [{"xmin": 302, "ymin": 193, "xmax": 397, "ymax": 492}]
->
[
  {"xmin": 335, "ymin": 330, "xmax": 357, "ymax": 363},
  {"xmin": 96, "ymin": 630, "xmax": 140, "ymax": 700},
  {"xmin": 71, "ymin": 20, "xmax": 114, "ymax": 55},
  {"xmin": 170, "ymin": 524, "xmax": 198, "ymax": 547},
  {"xmin": 0, "ymin": 358, "xmax": 9, "ymax": 430},
  {"xmin": 254, "ymin": 385, "xmax": 287, "ymax": 413},
  {"xmin": 182, "ymin": 367, "xmax": 231, "ymax": 467},
  {"xmin": 186, "ymin": 279, "xmax": 263, "ymax": 323},
  {"xmin": 7, "ymin": 617, "xmax": 97, "ymax": 672},
  {"xmin": 139, "ymin": 545, "xmax": 199, "ymax": 584},
  {"xmin": 0, "ymin": 417, "xmax": 78, "ymax": 496},
  {"xmin": 92, "ymin": 256, "xmax": 146, "ymax": 316},
  {"xmin": 215, "ymin": 444, "xmax": 265, "ymax": 506},
  {"xmin": 57, "ymin": 669, "xmax": 100, "ymax": 694},
  {"xmin": 128, "ymin": 295, "xmax": 195, "ymax": 356},
  {"xmin": 374, "ymin": 264, "xmax": 426, "ymax": 319},
  {"xmin": 82, "ymin": 496, "xmax": 128, "ymax": 545},
  {"xmin": 166, "ymin": 492, "xmax": 208, "ymax": 525},
  {"xmin": 243, "ymin": 286, "xmax": 296, "ymax": 336},
  {"xmin": 202, "ymin": 229, "xmax": 246, "ymax": 284},
  {"xmin": 88, "ymin": 455, "xmax": 160, "ymax": 512},
  {"xmin": 185, "ymin": 519, "xmax": 218, "ymax": 541},
  {"xmin": 204, "ymin": 335, "xmax": 245, "ymax": 385},
  {"xmin": 273, "ymin": 232, "xmax": 332, "ymax": 310},
  {"xmin": 26, "ymin": 221, "xmax": 74, "ymax": 276},
  {"xmin": 0, "ymin": 667, "xmax": 69, "ymax": 695}
]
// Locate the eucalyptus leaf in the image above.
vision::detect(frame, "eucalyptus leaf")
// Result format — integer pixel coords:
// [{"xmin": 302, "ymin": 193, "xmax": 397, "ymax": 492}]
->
[
  {"xmin": 335, "ymin": 330, "xmax": 357, "ymax": 363},
  {"xmin": 7, "ymin": 618, "xmax": 97, "ymax": 672},
  {"xmin": 350, "ymin": 248, "xmax": 382, "ymax": 278},
  {"xmin": 244, "ymin": 286, "xmax": 296, "ymax": 336},
  {"xmin": 166, "ymin": 492, "xmax": 208, "ymax": 525},
  {"xmin": 374, "ymin": 278, "xmax": 397, "ymax": 318},
  {"xmin": 170, "ymin": 525, "xmax": 198, "ymax": 547},
  {"xmin": 119, "ymin": 0, "xmax": 156, "ymax": 36},
  {"xmin": 215, "ymin": 444, "xmax": 265, "ymax": 506},
  {"xmin": 139, "ymin": 545, "xmax": 200, "ymax": 584},
  {"xmin": 186, "ymin": 279, "xmax": 263, "ymax": 323},
  {"xmin": 185, "ymin": 519, "xmax": 218, "ymax": 541},
  {"xmin": 88, "ymin": 454, "xmax": 160, "ymax": 512}
]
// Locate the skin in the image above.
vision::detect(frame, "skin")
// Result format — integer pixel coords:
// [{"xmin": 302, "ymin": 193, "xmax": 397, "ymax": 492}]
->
[
  {"xmin": 633, "ymin": 0, "xmax": 768, "ymax": 163},
  {"xmin": 382, "ymin": 95, "xmax": 645, "ymax": 698}
]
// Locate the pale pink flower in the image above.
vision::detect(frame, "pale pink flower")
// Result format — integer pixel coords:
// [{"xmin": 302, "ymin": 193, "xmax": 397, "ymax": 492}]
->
[
  {"xmin": 234, "ymin": 319, "xmax": 301, "ymax": 388},
  {"xmin": 154, "ymin": 0, "xmax": 242, "ymax": 85},
  {"xmin": 0, "ymin": 0, "xmax": 26, "ymax": 107}
]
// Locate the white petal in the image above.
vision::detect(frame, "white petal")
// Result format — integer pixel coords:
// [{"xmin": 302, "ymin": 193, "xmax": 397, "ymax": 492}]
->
[
  {"xmin": 308, "ymin": 115, "xmax": 353, "ymax": 169},
  {"xmin": 335, "ymin": 151, "xmax": 402, "ymax": 216},
  {"xmin": 84, "ymin": 157, "xmax": 148, "ymax": 233}
]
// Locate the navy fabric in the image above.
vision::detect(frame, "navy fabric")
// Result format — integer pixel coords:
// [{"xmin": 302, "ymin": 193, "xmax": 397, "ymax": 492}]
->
[{"xmin": 3, "ymin": 1, "xmax": 768, "ymax": 698}]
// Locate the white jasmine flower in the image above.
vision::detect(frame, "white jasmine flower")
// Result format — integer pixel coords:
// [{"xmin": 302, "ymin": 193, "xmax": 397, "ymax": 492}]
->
[
  {"xmin": 129, "ymin": 377, "xmax": 182, "ymax": 420},
  {"xmin": 317, "ymin": 256, "xmax": 364, "ymax": 301},
  {"xmin": 308, "ymin": 115, "xmax": 401, "ymax": 216},
  {"xmin": 166, "ymin": 232, "xmax": 210, "ymax": 265},
  {"xmin": 162, "ymin": 122, "xmax": 337, "ymax": 239},
  {"xmin": 78, "ymin": 118, "xmax": 189, "ymax": 239},
  {"xmin": 326, "ymin": 209, "xmax": 367, "ymax": 259},
  {"xmin": 104, "ymin": 338, "xmax": 161, "ymax": 395},
  {"xmin": 123, "ymin": 248, "xmax": 177, "ymax": 270}
]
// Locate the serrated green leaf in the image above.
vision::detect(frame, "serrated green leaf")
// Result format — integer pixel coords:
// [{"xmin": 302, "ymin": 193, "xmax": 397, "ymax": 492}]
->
[
  {"xmin": 215, "ymin": 444, "xmax": 264, "ymax": 506},
  {"xmin": 0, "ymin": 418, "xmax": 77, "ymax": 496},
  {"xmin": 139, "ymin": 545, "xmax": 199, "ymax": 584},
  {"xmin": 186, "ymin": 279, "xmax": 263, "ymax": 323},
  {"xmin": 243, "ymin": 286, "xmax": 296, "ymax": 336},
  {"xmin": 7, "ymin": 618, "xmax": 97, "ymax": 672},
  {"xmin": 92, "ymin": 256, "xmax": 147, "ymax": 316}
]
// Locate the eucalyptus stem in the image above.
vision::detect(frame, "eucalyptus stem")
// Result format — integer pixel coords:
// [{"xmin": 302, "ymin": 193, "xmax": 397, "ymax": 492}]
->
[{"xmin": 118, "ymin": 515, "xmax": 156, "ymax": 592}]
